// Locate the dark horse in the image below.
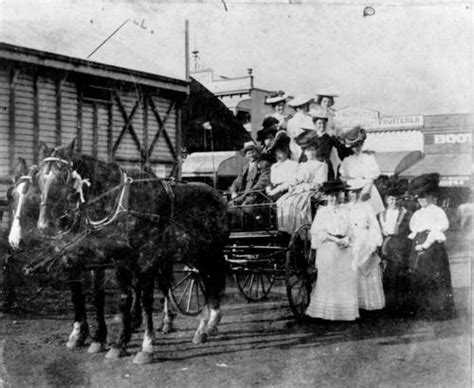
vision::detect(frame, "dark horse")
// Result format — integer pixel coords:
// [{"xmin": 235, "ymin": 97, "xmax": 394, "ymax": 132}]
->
[
  {"xmin": 29, "ymin": 140, "xmax": 229, "ymax": 364},
  {"xmin": 7, "ymin": 165, "xmax": 144, "ymax": 352}
]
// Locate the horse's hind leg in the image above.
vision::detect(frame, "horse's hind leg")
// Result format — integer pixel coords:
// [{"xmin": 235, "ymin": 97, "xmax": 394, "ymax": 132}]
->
[
  {"xmin": 193, "ymin": 305, "xmax": 210, "ymax": 344},
  {"xmin": 133, "ymin": 273, "xmax": 155, "ymax": 365},
  {"xmin": 66, "ymin": 270, "xmax": 90, "ymax": 349},
  {"xmin": 131, "ymin": 280, "xmax": 142, "ymax": 331},
  {"xmin": 88, "ymin": 269, "xmax": 106, "ymax": 353},
  {"xmin": 203, "ymin": 261, "xmax": 226, "ymax": 338}
]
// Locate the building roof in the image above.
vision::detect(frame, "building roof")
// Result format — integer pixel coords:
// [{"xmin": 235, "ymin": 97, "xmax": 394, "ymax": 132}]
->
[
  {"xmin": 0, "ymin": 19, "xmax": 187, "ymax": 92},
  {"xmin": 422, "ymin": 113, "xmax": 471, "ymax": 132}
]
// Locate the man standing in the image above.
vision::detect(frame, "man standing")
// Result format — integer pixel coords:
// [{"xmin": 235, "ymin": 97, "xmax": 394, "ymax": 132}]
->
[{"xmin": 229, "ymin": 141, "xmax": 271, "ymax": 206}]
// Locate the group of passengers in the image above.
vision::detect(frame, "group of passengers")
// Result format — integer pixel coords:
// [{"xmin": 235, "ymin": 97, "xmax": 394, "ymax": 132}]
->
[{"xmin": 229, "ymin": 90, "xmax": 456, "ymax": 323}]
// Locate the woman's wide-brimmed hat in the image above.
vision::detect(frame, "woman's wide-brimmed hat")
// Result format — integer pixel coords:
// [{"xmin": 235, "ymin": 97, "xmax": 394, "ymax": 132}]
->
[
  {"xmin": 268, "ymin": 130, "xmax": 291, "ymax": 154},
  {"xmin": 342, "ymin": 126, "xmax": 367, "ymax": 147},
  {"xmin": 321, "ymin": 180, "xmax": 345, "ymax": 194},
  {"xmin": 287, "ymin": 94, "xmax": 314, "ymax": 108},
  {"xmin": 315, "ymin": 88, "xmax": 339, "ymax": 98},
  {"xmin": 265, "ymin": 92, "xmax": 289, "ymax": 105},
  {"xmin": 308, "ymin": 108, "xmax": 329, "ymax": 121},
  {"xmin": 241, "ymin": 141, "xmax": 261, "ymax": 155},
  {"xmin": 256, "ymin": 116, "xmax": 279, "ymax": 142},
  {"xmin": 384, "ymin": 178, "xmax": 407, "ymax": 197},
  {"xmin": 345, "ymin": 178, "xmax": 366, "ymax": 191},
  {"xmin": 408, "ymin": 173, "xmax": 440, "ymax": 197},
  {"xmin": 295, "ymin": 129, "xmax": 320, "ymax": 149}
]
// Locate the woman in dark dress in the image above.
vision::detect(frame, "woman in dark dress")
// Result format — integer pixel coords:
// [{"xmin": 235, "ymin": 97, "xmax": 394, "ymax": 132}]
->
[
  {"xmin": 378, "ymin": 183, "xmax": 413, "ymax": 315},
  {"xmin": 299, "ymin": 109, "xmax": 352, "ymax": 180},
  {"xmin": 407, "ymin": 173, "xmax": 456, "ymax": 320}
]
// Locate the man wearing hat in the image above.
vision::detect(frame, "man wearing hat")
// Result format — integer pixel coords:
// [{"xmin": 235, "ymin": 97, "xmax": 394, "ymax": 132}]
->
[
  {"xmin": 377, "ymin": 179, "xmax": 412, "ymax": 315},
  {"xmin": 264, "ymin": 91, "xmax": 292, "ymax": 131},
  {"xmin": 406, "ymin": 173, "xmax": 456, "ymax": 320},
  {"xmin": 286, "ymin": 95, "xmax": 314, "ymax": 161},
  {"xmin": 256, "ymin": 116, "xmax": 279, "ymax": 164},
  {"xmin": 229, "ymin": 141, "xmax": 271, "ymax": 206}
]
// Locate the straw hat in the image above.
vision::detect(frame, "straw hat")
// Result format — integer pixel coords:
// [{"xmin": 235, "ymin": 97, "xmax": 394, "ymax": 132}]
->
[
  {"xmin": 345, "ymin": 178, "xmax": 366, "ymax": 191},
  {"xmin": 265, "ymin": 92, "xmax": 289, "ymax": 105},
  {"xmin": 308, "ymin": 108, "xmax": 330, "ymax": 121},
  {"xmin": 315, "ymin": 88, "xmax": 339, "ymax": 98},
  {"xmin": 287, "ymin": 94, "xmax": 314, "ymax": 108},
  {"xmin": 342, "ymin": 126, "xmax": 367, "ymax": 147},
  {"xmin": 256, "ymin": 116, "xmax": 279, "ymax": 142},
  {"xmin": 294, "ymin": 130, "xmax": 320, "ymax": 149},
  {"xmin": 241, "ymin": 141, "xmax": 261, "ymax": 155}
]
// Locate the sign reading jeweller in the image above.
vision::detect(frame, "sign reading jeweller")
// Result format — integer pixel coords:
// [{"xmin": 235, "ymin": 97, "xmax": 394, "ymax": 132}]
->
[{"xmin": 334, "ymin": 108, "xmax": 424, "ymax": 130}]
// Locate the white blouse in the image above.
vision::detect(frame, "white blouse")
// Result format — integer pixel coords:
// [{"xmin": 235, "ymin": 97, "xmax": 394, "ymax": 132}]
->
[
  {"xmin": 339, "ymin": 152, "xmax": 380, "ymax": 184},
  {"xmin": 409, "ymin": 204, "xmax": 449, "ymax": 246},
  {"xmin": 286, "ymin": 111, "xmax": 312, "ymax": 140},
  {"xmin": 270, "ymin": 159, "xmax": 299, "ymax": 186},
  {"xmin": 296, "ymin": 160, "xmax": 328, "ymax": 185},
  {"xmin": 311, "ymin": 204, "xmax": 351, "ymax": 249}
]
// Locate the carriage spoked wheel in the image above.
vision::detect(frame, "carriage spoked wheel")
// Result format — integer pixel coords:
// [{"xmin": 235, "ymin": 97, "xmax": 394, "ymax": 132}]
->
[
  {"xmin": 285, "ymin": 224, "xmax": 316, "ymax": 319},
  {"xmin": 169, "ymin": 264, "xmax": 206, "ymax": 316},
  {"xmin": 234, "ymin": 269, "xmax": 276, "ymax": 302}
]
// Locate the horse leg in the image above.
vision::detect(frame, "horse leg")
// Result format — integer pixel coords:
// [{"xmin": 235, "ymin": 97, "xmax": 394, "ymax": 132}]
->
[
  {"xmin": 203, "ymin": 262, "xmax": 226, "ymax": 338},
  {"xmin": 192, "ymin": 305, "xmax": 210, "ymax": 344},
  {"xmin": 158, "ymin": 275, "xmax": 175, "ymax": 334},
  {"xmin": 66, "ymin": 271, "xmax": 90, "ymax": 349},
  {"xmin": 132, "ymin": 273, "xmax": 155, "ymax": 365},
  {"xmin": 131, "ymin": 280, "xmax": 143, "ymax": 331},
  {"xmin": 88, "ymin": 268, "xmax": 107, "ymax": 353},
  {"xmin": 105, "ymin": 262, "xmax": 133, "ymax": 360}
]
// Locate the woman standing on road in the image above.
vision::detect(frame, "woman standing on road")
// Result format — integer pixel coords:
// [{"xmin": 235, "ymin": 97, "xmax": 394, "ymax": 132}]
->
[
  {"xmin": 306, "ymin": 180, "xmax": 359, "ymax": 321},
  {"xmin": 346, "ymin": 179, "xmax": 385, "ymax": 313},
  {"xmin": 407, "ymin": 173, "xmax": 456, "ymax": 320}
]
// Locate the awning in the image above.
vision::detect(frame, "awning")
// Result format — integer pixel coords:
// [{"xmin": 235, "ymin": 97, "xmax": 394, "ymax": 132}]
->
[
  {"xmin": 182, "ymin": 151, "xmax": 247, "ymax": 178},
  {"xmin": 373, "ymin": 151, "xmax": 423, "ymax": 176},
  {"xmin": 399, "ymin": 153, "xmax": 472, "ymax": 187}
]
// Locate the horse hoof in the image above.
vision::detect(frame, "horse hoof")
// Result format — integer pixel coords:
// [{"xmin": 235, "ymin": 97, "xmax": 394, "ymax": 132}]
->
[
  {"xmin": 88, "ymin": 342, "xmax": 105, "ymax": 353},
  {"xmin": 132, "ymin": 351, "xmax": 153, "ymax": 365},
  {"xmin": 66, "ymin": 338, "xmax": 86, "ymax": 349},
  {"xmin": 192, "ymin": 332, "xmax": 208, "ymax": 344},
  {"xmin": 162, "ymin": 323, "xmax": 175, "ymax": 334},
  {"xmin": 105, "ymin": 347, "xmax": 125, "ymax": 360},
  {"xmin": 206, "ymin": 325, "xmax": 218, "ymax": 336}
]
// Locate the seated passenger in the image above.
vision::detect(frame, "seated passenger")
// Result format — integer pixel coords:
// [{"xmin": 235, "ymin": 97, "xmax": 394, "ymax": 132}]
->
[
  {"xmin": 265, "ymin": 131, "xmax": 299, "ymax": 201},
  {"xmin": 229, "ymin": 141, "xmax": 271, "ymax": 206},
  {"xmin": 257, "ymin": 117, "xmax": 279, "ymax": 164},
  {"xmin": 276, "ymin": 130, "xmax": 328, "ymax": 234}
]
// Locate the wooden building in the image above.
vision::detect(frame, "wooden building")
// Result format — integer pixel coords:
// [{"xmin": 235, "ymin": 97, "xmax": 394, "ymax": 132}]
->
[{"xmin": 0, "ymin": 42, "xmax": 189, "ymax": 197}]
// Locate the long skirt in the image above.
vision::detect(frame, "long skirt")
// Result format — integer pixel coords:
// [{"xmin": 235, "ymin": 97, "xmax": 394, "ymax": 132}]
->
[
  {"xmin": 306, "ymin": 242, "xmax": 359, "ymax": 320},
  {"xmin": 277, "ymin": 191, "xmax": 313, "ymax": 234},
  {"xmin": 358, "ymin": 263, "xmax": 385, "ymax": 310},
  {"xmin": 407, "ymin": 232, "xmax": 456, "ymax": 320},
  {"xmin": 381, "ymin": 235, "xmax": 411, "ymax": 315}
]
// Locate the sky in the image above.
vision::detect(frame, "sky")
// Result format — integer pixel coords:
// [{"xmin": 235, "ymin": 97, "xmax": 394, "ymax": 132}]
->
[{"xmin": 0, "ymin": 0, "xmax": 472, "ymax": 116}]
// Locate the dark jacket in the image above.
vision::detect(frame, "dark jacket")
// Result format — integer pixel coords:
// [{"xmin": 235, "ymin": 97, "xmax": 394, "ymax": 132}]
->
[{"xmin": 230, "ymin": 159, "xmax": 271, "ymax": 195}]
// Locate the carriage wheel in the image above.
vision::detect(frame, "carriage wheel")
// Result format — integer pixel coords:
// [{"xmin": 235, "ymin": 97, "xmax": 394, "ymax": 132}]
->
[
  {"xmin": 234, "ymin": 270, "xmax": 276, "ymax": 302},
  {"xmin": 285, "ymin": 224, "xmax": 316, "ymax": 319},
  {"xmin": 169, "ymin": 264, "xmax": 206, "ymax": 317}
]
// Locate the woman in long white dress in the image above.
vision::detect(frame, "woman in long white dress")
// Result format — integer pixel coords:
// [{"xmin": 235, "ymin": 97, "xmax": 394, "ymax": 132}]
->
[
  {"xmin": 277, "ymin": 130, "xmax": 328, "ymax": 234},
  {"xmin": 346, "ymin": 179, "xmax": 385, "ymax": 311},
  {"xmin": 306, "ymin": 181, "xmax": 359, "ymax": 321},
  {"xmin": 339, "ymin": 126, "xmax": 384, "ymax": 215}
]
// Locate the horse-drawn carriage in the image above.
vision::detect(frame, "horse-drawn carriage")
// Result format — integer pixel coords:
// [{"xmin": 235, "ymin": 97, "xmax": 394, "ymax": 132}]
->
[{"xmin": 169, "ymin": 191, "xmax": 317, "ymax": 319}]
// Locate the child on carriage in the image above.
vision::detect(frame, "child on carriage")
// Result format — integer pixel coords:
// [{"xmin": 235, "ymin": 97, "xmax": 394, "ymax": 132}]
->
[{"xmin": 276, "ymin": 129, "xmax": 327, "ymax": 234}]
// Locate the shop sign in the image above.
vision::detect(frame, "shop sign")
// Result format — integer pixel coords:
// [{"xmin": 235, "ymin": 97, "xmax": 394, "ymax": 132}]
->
[
  {"xmin": 431, "ymin": 133, "xmax": 472, "ymax": 145},
  {"xmin": 439, "ymin": 176, "xmax": 471, "ymax": 187}
]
